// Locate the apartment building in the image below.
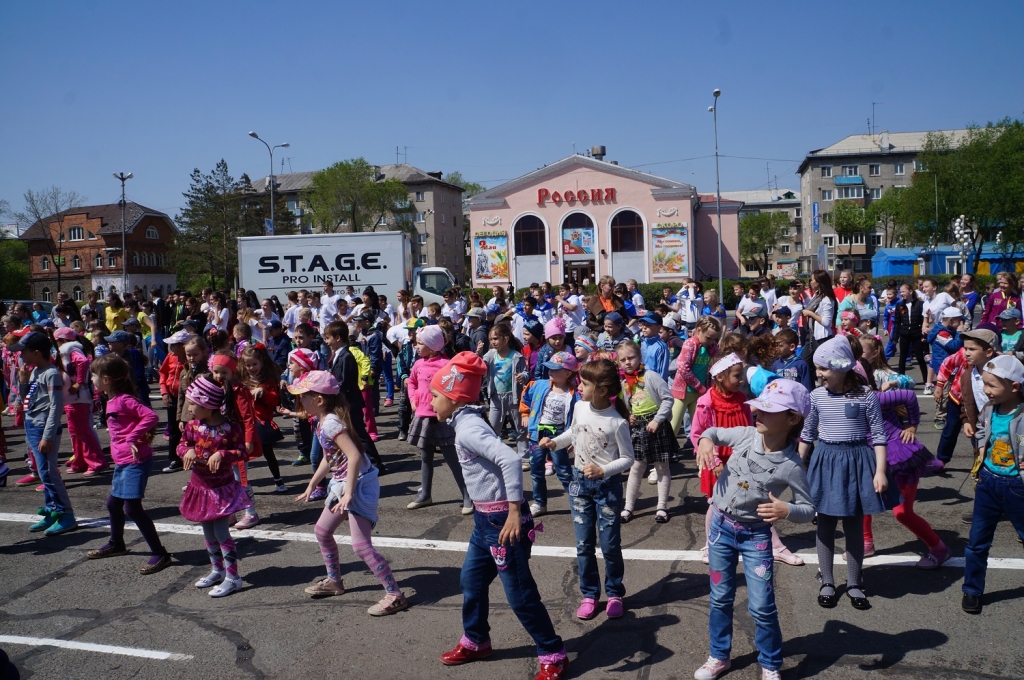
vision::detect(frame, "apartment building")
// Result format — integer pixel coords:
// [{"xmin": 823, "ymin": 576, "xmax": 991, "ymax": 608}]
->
[
  {"xmin": 720, "ymin": 189, "xmax": 802, "ymax": 277},
  {"xmin": 797, "ymin": 129, "xmax": 968, "ymax": 274}
]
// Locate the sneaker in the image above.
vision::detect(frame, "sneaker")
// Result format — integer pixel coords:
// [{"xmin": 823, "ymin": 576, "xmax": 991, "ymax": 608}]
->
[
  {"xmin": 233, "ymin": 514, "xmax": 261, "ymax": 530},
  {"xmin": 15, "ymin": 473, "xmax": 39, "ymax": 487},
  {"xmin": 304, "ymin": 577, "xmax": 345, "ymax": 597},
  {"xmin": 369, "ymin": 433, "xmax": 379, "ymax": 442},
  {"xmin": 308, "ymin": 487, "xmax": 328, "ymax": 502},
  {"xmin": 162, "ymin": 461, "xmax": 183, "ymax": 473},
  {"xmin": 694, "ymin": 656, "xmax": 731, "ymax": 680},
  {"xmin": 367, "ymin": 593, "xmax": 409, "ymax": 616},
  {"xmin": 701, "ymin": 545, "xmax": 709, "ymax": 565},
  {"xmin": 383, "ymin": 398, "xmax": 393, "ymax": 407},
  {"xmin": 274, "ymin": 480, "xmax": 289, "ymax": 493},
  {"xmin": 648, "ymin": 467, "xmax": 658, "ymax": 485},
  {"xmin": 29, "ymin": 509, "xmax": 58, "ymax": 533},
  {"xmin": 576, "ymin": 598, "xmax": 598, "ymax": 620},
  {"xmin": 530, "ymin": 502, "xmax": 547, "ymax": 518},
  {"xmin": 195, "ymin": 570, "xmax": 225, "ymax": 588},
  {"xmin": 291, "ymin": 456, "xmax": 310, "ymax": 467},
  {"xmin": 544, "ymin": 460, "xmax": 554, "ymax": 476},
  {"xmin": 45, "ymin": 513, "xmax": 78, "ymax": 536},
  {"xmin": 961, "ymin": 512, "xmax": 974, "ymax": 525},
  {"xmin": 35, "ymin": 484, "xmax": 45, "ymax": 492},
  {"xmin": 522, "ymin": 459, "xmax": 530, "ymax": 471},
  {"xmin": 923, "ymin": 384, "xmax": 934, "ymax": 396},
  {"xmin": 933, "ymin": 418, "xmax": 945, "ymax": 430},
  {"xmin": 761, "ymin": 668, "xmax": 782, "ymax": 680},
  {"xmin": 606, "ymin": 597, "xmax": 624, "ymax": 618},
  {"xmin": 210, "ymin": 576, "xmax": 243, "ymax": 597},
  {"xmin": 397, "ymin": 430, "xmax": 408, "ymax": 440}
]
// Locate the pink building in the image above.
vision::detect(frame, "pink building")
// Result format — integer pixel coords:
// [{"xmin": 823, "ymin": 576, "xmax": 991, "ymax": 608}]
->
[
  {"xmin": 467, "ymin": 154, "xmax": 715, "ymax": 288},
  {"xmin": 695, "ymin": 194, "xmax": 742, "ymax": 280}
]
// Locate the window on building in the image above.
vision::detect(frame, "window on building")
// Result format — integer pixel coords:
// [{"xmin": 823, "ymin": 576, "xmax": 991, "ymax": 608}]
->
[
  {"xmin": 869, "ymin": 187, "xmax": 882, "ymax": 200},
  {"xmin": 41, "ymin": 256, "xmax": 49, "ymax": 271},
  {"xmin": 158, "ymin": 254, "xmax": 165, "ymax": 266},
  {"xmin": 68, "ymin": 226, "xmax": 84, "ymax": 241},
  {"xmin": 442, "ymin": 254, "xmax": 447, "ymax": 265},
  {"xmin": 781, "ymin": 227, "xmax": 790, "ymax": 237},
  {"xmin": 87, "ymin": 230, "xmax": 97, "ymax": 240},
  {"xmin": 132, "ymin": 252, "xmax": 139, "ymax": 266},
  {"xmin": 744, "ymin": 262, "xmax": 759, "ymax": 273},
  {"xmin": 610, "ymin": 210, "xmax": 643, "ymax": 252},
  {"xmin": 415, "ymin": 212, "xmax": 425, "ymax": 223},
  {"xmin": 838, "ymin": 186, "xmax": 864, "ymax": 199},
  {"xmin": 94, "ymin": 253, "xmax": 103, "ymax": 268},
  {"xmin": 870, "ymin": 233, "xmax": 883, "ymax": 246},
  {"xmin": 72, "ymin": 286, "xmax": 83, "ymax": 302},
  {"xmin": 418, "ymin": 254, "xmax": 427, "ymax": 265},
  {"xmin": 108, "ymin": 253, "xmax": 117, "ymax": 267},
  {"xmin": 914, "ymin": 160, "xmax": 926, "ymax": 172},
  {"xmin": 766, "ymin": 245, "xmax": 774, "ymax": 254},
  {"xmin": 795, "ymin": 242, "xmax": 803, "ymax": 252},
  {"xmin": 378, "ymin": 215, "xmax": 387, "ymax": 226},
  {"xmin": 441, "ymin": 234, "xmax": 447, "ymax": 245},
  {"xmin": 838, "ymin": 233, "xmax": 866, "ymax": 245},
  {"xmin": 415, "ymin": 191, "xmax": 425, "ymax": 202},
  {"xmin": 869, "ymin": 164, "xmax": 881, "ymax": 176},
  {"xmin": 821, "ymin": 166, "xmax": 833, "ymax": 178},
  {"xmin": 827, "ymin": 259, "xmax": 835, "ymax": 270},
  {"xmin": 781, "ymin": 244, "xmax": 791, "ymax": 254},
  {"xmin": 822, "ymin": 235, "xmax": 835, "ymax": 247},
  {"xmin": 821, "ymin": 189, "xmax": 834, "ymax": 201},
  {"xmin": 149, "ymin": 252, "xmax": 157, "ymax": 266},
  {"xmin": 821, "ymin": 212, "xmax": 831, "ymax": 223},
  {"xmin": 441, "ymin": 213, "xmax": 445, "ymax": 224},
  {"xmin": 894, "ymin": 162, "xmax": 905, "ymax": 175},
  {"xmin": 842, "ymin": 165, "xmax": 859, "ymax": 176},
  {"xmin": 795, "ymin": 207, "xmax": 802, "ymax": 218},
  {"xmin": 418, "ymin": 233, "xmax": 427, "ymax": 245},
  {"xmin": 72, "ymin": 255, "xmax": 81, "ymax": 269},
  {"xmin": 145, "ymin": 226, "xmax": 159, "ymax": 239},
  {"xmin": 42, "ymin": 287, "xmax": 51, "ymax": 302},
  {"xmin": 513, "ymin": 214, "xmax": 546, "ymax": 256},
  {"xmin": 854, "ymin": 259, "xmax": 865, "ymax": 271}
]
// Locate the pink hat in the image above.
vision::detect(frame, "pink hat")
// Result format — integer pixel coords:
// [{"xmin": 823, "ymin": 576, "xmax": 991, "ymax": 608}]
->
[
  {"xmin": 544, "ymin": 317, "xmax": 566, "ymax": 338},
  {"xmin": 430, "ymin": 351, "xmax": 486, "ymax": 402},
  {"xmin": 53, "ymin": 327, "xmax": 78, "ymax": 341},
  {"xmin": 542, "ymin": 351, "xmax": 578, "ymax": 372},
  {"xmin": 417, "ymin": 325, "xmax": 446, "ymax": 352},
  {"xmin": 164, "ymin": 329, "xmax": 192, "ymax": 345},
  {"xmin": 288, "ymin": 348, "xmax": 319, "ymax": 372},
  {"xmin": 186, "ymin": 375, "xmax": 225, "ymax": 410},
  {"xmin": 746, "ymin": 379, "xmax": 811, "ymax": 417},
  {"xmin": 287, "ymin": 369, "xmax": 341, "ymax": 395}
]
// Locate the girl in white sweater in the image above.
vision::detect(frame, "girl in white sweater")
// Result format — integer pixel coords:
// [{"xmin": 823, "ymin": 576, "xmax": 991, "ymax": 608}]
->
[{"xmin": 540, "ymin": 358, "xmax": 634, "ymax": 621}]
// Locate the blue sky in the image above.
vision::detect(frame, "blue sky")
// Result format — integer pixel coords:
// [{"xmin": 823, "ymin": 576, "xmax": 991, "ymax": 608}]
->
[{"xmin": 2, "ymin": 0, "xmax": 1022, "ymax": 223}]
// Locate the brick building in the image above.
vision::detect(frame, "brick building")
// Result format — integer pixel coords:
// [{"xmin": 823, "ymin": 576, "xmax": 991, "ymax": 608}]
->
[{"xmin": 20, "ymin": 202, "xmax": 177, "ymax": 302}]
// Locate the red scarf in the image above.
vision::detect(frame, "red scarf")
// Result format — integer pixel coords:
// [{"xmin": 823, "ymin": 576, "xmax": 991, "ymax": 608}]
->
[{"xmin": 708, "ymin": 384, "xmax": 750, "ymax": 460}]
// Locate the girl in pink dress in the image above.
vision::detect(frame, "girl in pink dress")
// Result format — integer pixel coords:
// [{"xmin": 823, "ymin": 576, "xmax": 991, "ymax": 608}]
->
[
  {"xmin": 178, "ymin": 375, "xmax": 252, "ymax": 597},
  {"xmin": 54, "ymin": 327, "xmax": 107, "ymax": 474}
]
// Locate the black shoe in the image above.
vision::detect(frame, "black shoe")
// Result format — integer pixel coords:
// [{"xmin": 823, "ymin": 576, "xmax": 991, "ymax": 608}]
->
[
  {"xmin": 162, "ymin": 460, "xmax": 183, "ymax": 473},
  {"xmin": 817, "ymin": 584, "xmax": 839, "ymax": 608},
  {"xmin": 846, "ymin": 589, "xmax": 871, "ymax": 610},
  {"xmin": 962, "ymin": 593, "xmax": 982, "ymax": 614},
  {"xmin": 961, "ymin": 512, "xmax": 974, "ymax": 525},
  {"xmin": 376, "ymin": 463, "xmax": 388, "ymax": 476}
]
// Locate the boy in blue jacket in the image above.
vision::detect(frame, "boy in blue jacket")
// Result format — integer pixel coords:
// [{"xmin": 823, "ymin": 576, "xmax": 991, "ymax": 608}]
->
[
  {"xmin": 928, "ymin": 307, "xmax": 964, "ymax": 425},
  {"xmin": 771, "ymin": 329, "xmax": 814, "ymax": 393},
  {"xmin": 518, "ymin": 352, "xmax": 579, "ymax": 518}
]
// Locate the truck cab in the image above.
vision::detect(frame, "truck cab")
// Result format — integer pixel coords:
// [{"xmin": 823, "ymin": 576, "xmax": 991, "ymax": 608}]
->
[{"xmin": 413, "ymin": 267, "xmax": 457, "ymax": 307}]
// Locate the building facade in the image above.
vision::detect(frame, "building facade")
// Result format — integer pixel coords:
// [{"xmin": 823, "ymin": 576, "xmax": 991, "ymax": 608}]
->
[
  {"xmin": 20, "ymin": 202, "xmax": 176, "ymax": 302},
  {"xmin": 797, "ymin": 129, "xmax": 968, "ymax": 274},
  {"xmin": 720, "ymin": 189, "xmax": 802, "ymax": 277},
  {"xmin": 251, "ymin": 163, "xmax": 467, "ymax": 284},
  {"xmin": 466, "ymin": 154, "xmax": 710, "ymax": 288}
]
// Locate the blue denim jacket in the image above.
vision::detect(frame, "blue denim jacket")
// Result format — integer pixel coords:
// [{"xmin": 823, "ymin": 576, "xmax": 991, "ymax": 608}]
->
[{"xmin": 520, "ymin": 379, "xmax": 579, "ymax": 441}]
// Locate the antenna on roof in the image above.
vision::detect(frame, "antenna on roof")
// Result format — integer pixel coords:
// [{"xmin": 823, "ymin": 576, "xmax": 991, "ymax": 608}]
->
[
  {"xmin": 286, "ymin": 157, "xmax": 294, "ymax": 173},
  {"xmin": 872, "ymin": 102, "xmax": 882, "ymax": 136}
]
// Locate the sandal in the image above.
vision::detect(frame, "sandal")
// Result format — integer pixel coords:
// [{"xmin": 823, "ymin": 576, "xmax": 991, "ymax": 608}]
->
[
  {"xmin": 654, "ymin": 509, "xmax": 669, "ymax": 523},
  {"xmin": 368, "ymin": 593, "xmax": 409, "ymax": 616},
  {"xmin": 87, "ymin": 543, "xmax": 128, "ymax": 559},
  {"xmin": 619, "ymin": 509, "xmax": 633, "ymax": 523},
  {"xmin": 773, "ymin": 548, "xmax": 805, "ymax": 566}
]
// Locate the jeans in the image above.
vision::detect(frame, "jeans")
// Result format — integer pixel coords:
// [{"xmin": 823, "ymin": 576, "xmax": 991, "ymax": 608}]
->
[
  {"xmin": 707, "ymin": 510, "xmax": 783, "ymax": 669},
  {"xmin": 884, "ymin": 334, "xmax": 898, "ymax": 360},
  {"xmin": 528, "ymin": 434, "xmax": 572, "ymax": 507},
  {"xmin": 488, "ymin": 392, "xmax": 525, "ymax": 457},
  {"xmin": 383, "ymin": 353, "xmax": 395, "ymax": 401},
  {"xmin": 569, "ymin": 467, "xmax": 625, "ymax": 599},
  {"xmin": 936, "ymin": 399, "xmax": 962, "ymax": 463},
  {"xmin": 461, "ymin": 502, "xmax": 565, "ymax": 660},
  {"xmin": 963, "ymin": 468, "xmax": 1024, "ymax": 596},
  {"xmin": 310, "ymin": 434, "xmax": 327, "ymax": 489},
  {"xmin": 25, "ymin": 421, "xmax": 73, "ymax": 516}
]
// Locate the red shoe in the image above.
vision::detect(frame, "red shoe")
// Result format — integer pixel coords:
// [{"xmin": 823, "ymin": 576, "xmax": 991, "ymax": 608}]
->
[
  {"xmin": 440, "ymin": 642, "xmax": 492, "ymax": 666},
  {"xmin": 535, "ymin": 658, "xmax": 569, "ymax": 680},
  {"xmin": 383, "ymin": 398, "xmax": 393, "ymax": 407}
]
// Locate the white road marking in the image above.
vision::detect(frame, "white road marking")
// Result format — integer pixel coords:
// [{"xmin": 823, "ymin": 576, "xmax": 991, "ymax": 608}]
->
[
  {"xmin": 0, "ymin": 635, "xmax": 193, "ymax": 661},
  {"xmin": 2, "ymin": 512, "xmax": 1023, "ymax": 569}
]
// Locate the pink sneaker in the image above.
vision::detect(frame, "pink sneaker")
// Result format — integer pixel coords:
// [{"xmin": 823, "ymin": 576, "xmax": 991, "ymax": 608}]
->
[
  {"xmin": 383, "ymin": 398, "xmax": 394, "ymax": 407},
  {"xmin": 694, "ymin": 656, "xmax": 731, "ymax": 680},
  {"xmin": 576, "ymin": 598, "xmax": 598, "ymax": 620},
  {"xmin": 15, "ymin": 474, "xmax": 38, "ymax": 487},
  {"xmin": 35, "ymin": 484, "xmax": 45, "ymax": 492},
  {"xmin": 605, "ymin": 597, "xmax": 624, "ymax": 618},
  {"xmin": 234, "ymin": 514, "xmax": 261, "ymax": 530}
]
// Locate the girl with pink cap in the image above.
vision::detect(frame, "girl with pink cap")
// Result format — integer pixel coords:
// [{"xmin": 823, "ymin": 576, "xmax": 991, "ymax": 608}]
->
[
  {"xmin": 532, "ymin": 317, "xmax": 566, "ymax": 381},
  {"xmin": 54, "ymin": 327, "xmax": 106, "ymax": 474}
]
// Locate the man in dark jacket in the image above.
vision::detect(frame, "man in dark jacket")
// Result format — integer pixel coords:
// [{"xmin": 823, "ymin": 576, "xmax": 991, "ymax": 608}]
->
[
  {"xmin": 895, "ymin": 284, "xmax": 927, "ymax": 382},
  {"xmin": 324, "ymin": 320, "xmax": 386, "ymax": 474}
]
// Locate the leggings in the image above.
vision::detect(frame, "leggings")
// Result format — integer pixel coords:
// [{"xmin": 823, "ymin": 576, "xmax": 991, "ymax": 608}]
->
[
  {"xmin": 624, "ymin": 460, "xmax": 671, "ymax": 512},
  {"xmin": 362, "ymin": 386, "xmax": 378, "ymax": 438},
  {"xmin": 488, "ymin": 392, "xmax": 525, "ymax": 457},
  {"xmin": 106, "ymin": 494, "xmax": 166, "ymax": 555},
  {"xmin": 262, "ymin": 441, "xmax": 282, "ymax": 480},
  {"xmin": 816, "ymin": 513, "xmax": 864, "ymax": 589},
  {"xmin": 201, "ymin": 517, "xmax": 239, "ymax": 578},
  {"xmin": 863, "ymin": 481, "xmax": 942, "ymax": 550},
  {"xmin": 670, "ymin": 393, "xmax": 699, "ymax": 440},
  {"xmin": 898, "ymin": 335, "xmax": 928, "ymax": 383},
  {"xmin": 415, "ymin": 443, "xmax": 470, "ymax": 506},
  {"xmin": 314, "ymin": 506, "xmax": 400, "ymax": 595}
]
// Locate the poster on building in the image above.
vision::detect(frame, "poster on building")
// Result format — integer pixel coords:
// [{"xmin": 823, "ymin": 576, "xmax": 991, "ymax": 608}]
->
[
  {"xmin": 473, "ymin": 231, "xmax": 509, "ymax": 281},
  {"xmin": 776, "ymin": 262, "xmax": 798, "ymax": 277},
  {"xmin": 562, "ymin": 225, "xmax": 595, "ymax": 256},
  {"xmin": 651, "ymin": 223, "xmax": 689, "ymax": 276}
]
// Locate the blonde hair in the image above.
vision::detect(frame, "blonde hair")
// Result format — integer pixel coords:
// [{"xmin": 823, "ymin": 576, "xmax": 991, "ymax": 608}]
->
[{"xmin": 695, "ymin": 315, "xmax": 722, "ymax": 335}]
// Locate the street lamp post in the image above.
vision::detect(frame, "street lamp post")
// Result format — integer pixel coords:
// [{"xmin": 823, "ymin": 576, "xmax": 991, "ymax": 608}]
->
[
  {"xmin": 708, "ymin": 88, "xmax": 724, "ymax": 305},
  {"xmin": 248, "ymin": 132, "xmax": 290, "ymax": 229},
  {"xmin": 113, "ymin": 171, "xmax": 133, "ymax": 295}
]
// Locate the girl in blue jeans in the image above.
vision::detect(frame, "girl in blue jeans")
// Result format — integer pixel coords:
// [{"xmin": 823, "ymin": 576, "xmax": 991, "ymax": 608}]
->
[{"xmin": 694, "ymin": 379, "xmax": 816, "ymax": 680}]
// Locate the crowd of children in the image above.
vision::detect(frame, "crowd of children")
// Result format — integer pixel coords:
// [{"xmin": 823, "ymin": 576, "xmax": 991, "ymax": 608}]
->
[{"xmin": 1, "ymin": 270, "xmax": 1023, "ymax": 680}]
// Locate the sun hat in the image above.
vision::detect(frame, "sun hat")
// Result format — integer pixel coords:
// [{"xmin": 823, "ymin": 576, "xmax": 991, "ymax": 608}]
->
[
  {"xmin": 287, "ymin": 369, "xmax": 341, "ymax": 395},
  {"xmin": 406, "ymin": 317, "xmax": 426, "ymax": 329},
  {"xmin": 997, "ymin": 307, "xmax": 1022, "ymax": 320},
  {"xmin": 53, "ymin": 327, "xmax": 78, "ymax": 341},
  {"xmin": 941, "ymin": 307, "xmax": 964, "ymax": 319},
  {"xmin": 9, "ymin": 331, "xmax": 51, "ymax": 354},
  {"xmin": 960, "ymin": 328, "xmax": 999, "ymax": 349}
]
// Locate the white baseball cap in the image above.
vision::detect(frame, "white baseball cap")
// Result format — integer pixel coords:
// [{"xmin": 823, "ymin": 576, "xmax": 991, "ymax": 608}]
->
[
  {"xmin": 983, "ymin": 355, "xmax": 1024, "ymax": 384},
  {"xmin": 941, "ymin": 307, "xmax": 964, "ymax": 320}
]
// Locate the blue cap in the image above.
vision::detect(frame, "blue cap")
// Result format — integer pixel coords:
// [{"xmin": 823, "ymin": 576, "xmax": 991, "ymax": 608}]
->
[
  {"xmin": 485, "ymin": 304, "xmax": 500, "ymax": 315},
  {"xmin": 998, "ymin": 307, "xmax": 1022, "ymax": 320},
  {"xmin": 105, "ymin": 330, "xmax": 133, "ymax": 343},
  {"xmin": 605, "ymin": 311, "xmax": 624, "ymax": 325},
  {"xmin": 638, "ymin": 312, "xmax": 663, "ymax": 326}
]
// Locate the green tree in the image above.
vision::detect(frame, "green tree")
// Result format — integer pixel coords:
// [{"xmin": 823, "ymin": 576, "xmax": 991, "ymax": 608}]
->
[
  {"xmin": 739, "ymin": 210, "xmax": 791, "ymax": 277},
  {"xmin": 825, "ymin": 200, "xmax": 870, "ymax": 268},
  {"xmin": 12, "ymin": 186, "xmax": 86, "ymax": 295},
  {"xmin": 0, "ymin": 238, "xmax": 29, "ymax": 299},
  {"xmin": 174, "ymin": 159, "xmax": 291, "ymax": 292},
  {"xmin": 307, "ymin": 159, "xmax": 412, "ymax": 233},
  {"xmin": 866, "ymin": 186, "xmax": 910, "ymax": 248},
  {"xmin": 443, "ymin": 171, "xmax": 485, "ymax": 278}
]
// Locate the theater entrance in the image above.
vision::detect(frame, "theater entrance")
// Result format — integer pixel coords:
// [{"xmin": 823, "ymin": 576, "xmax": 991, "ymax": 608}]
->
[{"xmin": 565, "ymin": 261, "xmax": 595, "ymax": 286}]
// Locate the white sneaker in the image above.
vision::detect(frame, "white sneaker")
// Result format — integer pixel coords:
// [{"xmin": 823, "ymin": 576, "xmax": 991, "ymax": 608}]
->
[
  {"xmin": 209, "ymin": 576, "xmax": 243, "ymax": 598},
  {"xmin": 274, "ymin": 481, "xmax": 289, "ymax": 493},
  {"xmin": 195, "ymin": 570, "xmax": 225, "ymax": 588},
  {"xmin": 530, "ymin": 502, "xmax": 547, "ymax": 517},
  {"xmin": 648, "ymin": 468, "xmax": 658, "ymax": 485},
  {"xmin": 923, "ymin": 384, "xmax": 934, "ymax": 395},
  {"xmin": 700, "ymin": 546, "xmax": 710, "ymax": 565},
  {"xmin": 761, "ymin": 668, "xmax": 782, "ymax": 680},
  {"xmin": 544, "ymin": 461, "xmax": 555, "ymax": 476},
  {"xmin": 694, "ymin": 656, "xmax": 731, "ymax": 680}
]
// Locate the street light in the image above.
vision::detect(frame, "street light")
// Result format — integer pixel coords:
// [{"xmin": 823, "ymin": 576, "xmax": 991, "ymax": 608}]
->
[
  {"xmin": 709, "ymin": 88, "xmax": 724, "ymax": 305},
  {"xmin": 113, "ymin": 171, "xmax": 133, "ymax": 295},
  {"xmin": 248, "ymin": 132, "xmax": 290, "ymax": 228}
]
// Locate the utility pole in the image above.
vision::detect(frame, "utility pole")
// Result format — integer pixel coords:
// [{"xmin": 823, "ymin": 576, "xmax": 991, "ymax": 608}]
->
[{"xmin": 113, "ymin": 171, "xmax": 133, "ymax": 295}]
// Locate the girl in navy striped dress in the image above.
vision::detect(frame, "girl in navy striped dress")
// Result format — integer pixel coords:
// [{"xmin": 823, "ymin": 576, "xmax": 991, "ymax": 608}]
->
[{"xmin": 798, "ymin": 336, "xmax": 888, "ymax": 611}]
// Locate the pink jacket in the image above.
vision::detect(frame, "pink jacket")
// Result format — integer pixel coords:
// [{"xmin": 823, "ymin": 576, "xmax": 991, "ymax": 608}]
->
[
  {"xmin": 106, "ymin": 393, "xmax": 160, "ymax": 465},
  {"xmin": 689, "ymin": 388, "xmax": 753, "ymax": 457},
  {"xmin": 407, "ymin": 354, "xmax": 449, "ymax": 418}
]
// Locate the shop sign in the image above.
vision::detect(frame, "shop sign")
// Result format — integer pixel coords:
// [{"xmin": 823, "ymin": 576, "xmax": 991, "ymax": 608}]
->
[
  {"xmin": 538, "ymin": 187, "xmax": 616, "ymax": 206},
  {"xmin": 473, "ymin": 230, "xmax": 509, "ymax": 281}
]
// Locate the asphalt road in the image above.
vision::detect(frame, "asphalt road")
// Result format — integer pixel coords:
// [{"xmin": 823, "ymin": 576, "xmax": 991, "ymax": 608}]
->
[{"xmin": 2, "ymin": 380, "xmax": 1024, "ymax": 680}]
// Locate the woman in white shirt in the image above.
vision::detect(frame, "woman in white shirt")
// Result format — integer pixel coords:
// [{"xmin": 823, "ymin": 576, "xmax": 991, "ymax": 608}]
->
[
  {"xmin": 800, "ymin": 269, "xmax": 837, "ymax": 364},
  {"xmin": 208, "ymin": 292, "xmax": 230, "ymax": 331}
]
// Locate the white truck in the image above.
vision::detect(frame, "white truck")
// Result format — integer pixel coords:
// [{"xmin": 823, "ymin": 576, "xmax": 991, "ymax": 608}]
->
[{"xmin": 237, "ymin": 231, "xmax": 456, "ymax": 307}]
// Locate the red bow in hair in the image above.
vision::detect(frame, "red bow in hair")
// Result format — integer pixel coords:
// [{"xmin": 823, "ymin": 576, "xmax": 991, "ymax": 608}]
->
[{"xmin": 253, "ymin": 342, "xmax": 266, "ymax": 351}]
